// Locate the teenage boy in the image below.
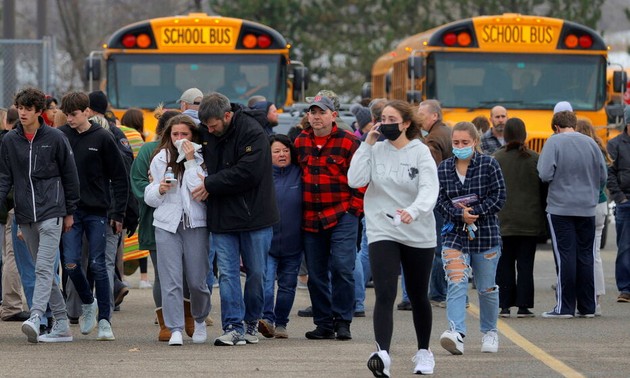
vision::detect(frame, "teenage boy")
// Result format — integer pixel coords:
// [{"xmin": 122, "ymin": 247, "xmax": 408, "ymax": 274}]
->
[
  {"xmin": 58, "ymin": 92, "xmax": 128, "ymax": 340},
  {"xmin": 0, "ymin": 87, "xmax": 80, "ymax": 343}
]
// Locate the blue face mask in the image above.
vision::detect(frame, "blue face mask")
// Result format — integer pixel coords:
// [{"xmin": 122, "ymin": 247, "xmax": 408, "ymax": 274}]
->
[{"xmin": 452, "ymin": 146, "xmax": 474, "ymax": 160}]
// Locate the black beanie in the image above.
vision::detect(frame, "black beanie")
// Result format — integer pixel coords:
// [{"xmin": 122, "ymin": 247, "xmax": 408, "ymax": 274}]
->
[{"xmin": 89, "ymin": 91, "xmax": 109, "ymax": 115}]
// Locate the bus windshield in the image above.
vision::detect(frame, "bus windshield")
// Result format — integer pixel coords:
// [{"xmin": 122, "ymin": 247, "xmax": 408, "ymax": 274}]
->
[
  {"xmin": 106, "ymin": 54, "xmax": 285, "ymax": 109},
  {"xmin": 426, "ymin": 52, "xmax": 606, "ymax": 110}
]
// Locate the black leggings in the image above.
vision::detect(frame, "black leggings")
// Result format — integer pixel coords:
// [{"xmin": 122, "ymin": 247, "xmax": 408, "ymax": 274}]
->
[{"xmin": 370, "ymin": 240, "xmax": 434, "ymax": 351}]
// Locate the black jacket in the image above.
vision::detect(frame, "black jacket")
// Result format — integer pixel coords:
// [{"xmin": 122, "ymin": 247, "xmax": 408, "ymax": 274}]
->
[
  {"xmin": 607, "ymin": 129, "xmax": 630, "ymax": 204},
  {"xmin": 0, "ymin": 119, "xmax": 80, "ymax": 224},
  {"xmin": 59, "ymin": 122, "xmax": 129, "ymax": 222},
  {"xmin": 201, "ymin": 104, "xmax": 279, "ymax": 232}
]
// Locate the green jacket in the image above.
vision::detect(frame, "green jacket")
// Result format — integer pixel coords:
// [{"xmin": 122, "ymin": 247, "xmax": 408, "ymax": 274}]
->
[
  {"xmin": 130, "ymin": 141, "xmax": 158, "ymax": 250},
  {"xmin": 493, "ymin": 146, "xmax": 546, "ymax": 237}
]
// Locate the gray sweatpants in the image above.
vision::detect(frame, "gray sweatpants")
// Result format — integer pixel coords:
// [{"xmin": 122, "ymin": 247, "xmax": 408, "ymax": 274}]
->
[
  {"xmin": 20, "ymin": 217, "xmax": 67, "ymax": 320},
  {"xmin": 155, "ymin": 224, "xmax": 211, "ymax": 333}
]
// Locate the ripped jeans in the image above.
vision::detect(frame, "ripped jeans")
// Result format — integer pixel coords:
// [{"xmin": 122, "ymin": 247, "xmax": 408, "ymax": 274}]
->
[{"xmin": 441, "ymin": 245, "xmax": 500, "ymax": 336}]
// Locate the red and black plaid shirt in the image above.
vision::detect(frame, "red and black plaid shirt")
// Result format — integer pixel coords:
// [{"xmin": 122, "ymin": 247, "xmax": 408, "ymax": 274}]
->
[{"xmin": 294, "ymin": 124, "xmax": 364, "ymax": 232}]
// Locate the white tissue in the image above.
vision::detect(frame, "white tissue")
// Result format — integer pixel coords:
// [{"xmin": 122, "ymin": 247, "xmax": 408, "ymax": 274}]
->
[{"xmin": 174, "ymin": 139, "xmax": 202, "ymax": 163}]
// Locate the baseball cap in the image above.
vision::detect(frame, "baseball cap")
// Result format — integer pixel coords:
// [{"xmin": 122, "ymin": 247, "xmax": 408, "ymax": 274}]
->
[
  {"xmin": 307, "ymin": 89, "xmax": 340, "ymax": 111},
  {"xmin": 308, "ymin": 96, "xmax": 335, "ymax": 112},
  {"xmin": 553, "ymin": 101, "xmax": 573, "ymax": 114},
  {"xmin": 178, "ymin": 88, "xmax": 203, "ymax": 104}
]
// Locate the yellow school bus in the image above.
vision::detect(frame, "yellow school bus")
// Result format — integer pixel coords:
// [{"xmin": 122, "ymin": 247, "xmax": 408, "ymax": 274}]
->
[
  {"xmin": 368, "ymin": 13, "xmax": 626, "ymax": 151},
  {"xmin": 87, "ymin": 13, "xmax": 307, "ymax": 141}
]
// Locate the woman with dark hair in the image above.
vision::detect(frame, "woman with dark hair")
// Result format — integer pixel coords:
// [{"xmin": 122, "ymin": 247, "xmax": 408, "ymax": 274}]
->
[
  {"xmin": 144, "ymin": 114, "xmax": 210, "ymax": 346},
  {"xmin": 493, "ymin": 117, "xmax": 546, "ymax": 318},
  {"xmin": 121, "ymin": 108, "xmax": 145, "ymax": 135},
  {"xmin": 349, "ymin": 100, "xmax": 438, "ymax": 376},
  {"xmin": 257, "ymin": 134, "xmax": 303, "ymax": 340},
  {"xmin": 42, "ymin": 96, "xmax": 58, "ymax": 126}
]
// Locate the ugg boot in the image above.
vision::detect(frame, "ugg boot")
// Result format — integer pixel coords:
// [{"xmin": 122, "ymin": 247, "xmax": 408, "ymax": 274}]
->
[
  {"xmin": 155, "ymin": 308, "xmax": 171, "ymax": 342},
  {"xmin": 183, "ymin": 299, "xmax": 194, "ymax": 337}
]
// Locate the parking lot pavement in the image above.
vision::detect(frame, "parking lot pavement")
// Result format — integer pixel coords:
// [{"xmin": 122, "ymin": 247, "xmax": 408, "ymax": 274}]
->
[{"xmin": 1, "ymin": 229, "xmax": 628, "ymax": 377}]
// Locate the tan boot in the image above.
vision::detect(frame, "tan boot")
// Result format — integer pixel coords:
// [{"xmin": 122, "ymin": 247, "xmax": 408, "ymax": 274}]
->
[
  {"xmin": 155, "ymin": 308, "xmax": 171, "ymax": 342},
  {"xmin": 183, "ymin": 299, "xmax": 194, "ymax": 337}
]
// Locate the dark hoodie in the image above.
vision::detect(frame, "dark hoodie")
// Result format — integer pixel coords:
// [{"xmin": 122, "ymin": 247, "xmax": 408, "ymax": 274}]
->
[{"xmin": 59, "ymin": 121, "xmax": 129, "ymax": 222}]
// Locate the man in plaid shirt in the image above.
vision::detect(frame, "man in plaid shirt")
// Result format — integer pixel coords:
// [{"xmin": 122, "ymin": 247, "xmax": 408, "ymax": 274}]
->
[{"xmin": 294, "ymin": 96, "xmax": 363, "ymax": 341}]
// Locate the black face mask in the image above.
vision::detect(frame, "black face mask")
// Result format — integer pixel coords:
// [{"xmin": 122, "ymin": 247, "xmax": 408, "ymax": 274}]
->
[{"xmin": 380, "ymin": 123, "xmax": 403, "ymax": 141}]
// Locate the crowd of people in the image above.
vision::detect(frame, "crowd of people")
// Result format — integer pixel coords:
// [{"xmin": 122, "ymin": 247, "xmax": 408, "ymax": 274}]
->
[{"xmin": 0, "ymin": 85, "xmax": 629, "ymax": 378}]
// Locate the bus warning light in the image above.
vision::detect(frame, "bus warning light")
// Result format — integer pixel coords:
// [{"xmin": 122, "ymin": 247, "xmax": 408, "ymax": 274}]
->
[
  {"xmin": 443, "ymin": 33, "xmax": 457, "ymax": 46},
  {"xmin": 243, "ymin": 34, "xmax": 257, "ymax": 48},
  {"xmin": 258, "ymin": 34, "xmax": 272, "ymax": 48},
  {"xmin": 457, "ymin": 32, "xmax": 472, "ymax": 46},
  {"xmin": 564, "ymin": 34, "xmax": 578, "ymax": 48},
  {"xmin": 579, "ymin": 35, "xmax": 593, "ymax": 49},
  {"xmin": 136, "ymin": 34, "xmax": 152, "ymax": 48},
  {"xmin": 122, "ymin": 34, "xmax": 136, "ymax": 48}
]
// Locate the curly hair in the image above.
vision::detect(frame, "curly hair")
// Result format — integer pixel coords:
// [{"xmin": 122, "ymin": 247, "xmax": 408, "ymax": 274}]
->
[{"xmin": 14, "ymin": 88, "xmax": 46, "ymax": 112}]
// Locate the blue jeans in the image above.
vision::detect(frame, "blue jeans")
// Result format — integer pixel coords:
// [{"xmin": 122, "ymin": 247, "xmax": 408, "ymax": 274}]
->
[
  {"xmin": 354, "ymin": 251, "xmax": 365, "ymax": 312},
  {"xmin": 615, "ymin": 202, "xmax": 630, "ymax": 294},
  {"xmin": 442, "ymin": 246, "xmax": 500, "ymax": 336},
  {"xmin": 61, "ymin": 210, "xmax": 111, "ymax": 321},
  {"xmin": 205, "ymin": 233, "xmax": 216, "ymax": 298},
  {"xmin": 304, "ymin": 213, "xmax": 358, "ymax": 330},
  {"xmin": 214, "ymin": 227, "xmax": 272, "ymax": 333},
  {"xmin": 359, "ymin": 216, "xmax": 371, "ymax": 285},
  {"xmin": 262, "ymin": 252, "xmax": 301, "ymax": 327},
  {"xmin": 429, "ymin": 209, "xmax": 447, "ymax": 302}
]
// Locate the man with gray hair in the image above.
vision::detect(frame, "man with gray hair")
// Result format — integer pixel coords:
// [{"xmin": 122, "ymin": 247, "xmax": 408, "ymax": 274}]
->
[
  {"xmin": 417, "ymin": 99, "xmax": 453, "ymax": 309},
  {"xmin": 193, "ymin": 92, "xmax": 279, "ymax": 346},
  {"xmin": 177, "ymin": 88, "xmax": 203, "ymax": 125}
]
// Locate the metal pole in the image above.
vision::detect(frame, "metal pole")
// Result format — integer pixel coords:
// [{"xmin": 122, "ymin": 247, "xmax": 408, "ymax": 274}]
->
[{"xmin": 2, "ymin": 0, "xmax": 16, "ymax": 106}]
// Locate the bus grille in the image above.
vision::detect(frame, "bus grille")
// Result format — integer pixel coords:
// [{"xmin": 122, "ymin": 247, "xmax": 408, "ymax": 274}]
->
[{"xmin": 527, "ymin": 138, "xmax": 546, "ymax": 153}]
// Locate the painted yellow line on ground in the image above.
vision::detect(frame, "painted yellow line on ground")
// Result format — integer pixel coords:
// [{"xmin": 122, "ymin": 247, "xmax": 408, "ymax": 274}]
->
[{"xmin": 468, "ymin": 303, "xmax": 585, "ymax": 378}]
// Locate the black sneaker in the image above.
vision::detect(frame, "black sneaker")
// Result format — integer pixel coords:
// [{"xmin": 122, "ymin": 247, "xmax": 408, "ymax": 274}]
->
[
  {"xmin": 354, "ymin": 310, "xmax": 366, "ymax": 318},
  {"xmin": 499, "ymin": 308, "xmax": 510, "ymax": 318},
  {"xmin": 68, "ymin": 316, "xmax": 79, "ymax": 325},
  {"xmin": 335, "ymin": 322, "xmax": 352, "ymax": 340},
  {"xmin": 297, "ymin": 306, "xmax": 313, "ymax": 317},
  {"xmin": 305, "ymin": 326, "xmax": 334, "ymax": 340},
  {"xmin": 4, "ymin": 311, "xmax": 31, "ymax": 322},
  {"xmin": 396, "ymin": 301, "xmax": 412, "ymax": 311},
  {"xmin": 517, "ymin": 308, "xmax": 535, "ymax": 318}
]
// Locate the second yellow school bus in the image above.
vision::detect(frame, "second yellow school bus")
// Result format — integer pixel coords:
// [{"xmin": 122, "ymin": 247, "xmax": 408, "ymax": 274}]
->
[{"xmin": 369, "ymin": 13, "xmax": 625, "ymax": 151}]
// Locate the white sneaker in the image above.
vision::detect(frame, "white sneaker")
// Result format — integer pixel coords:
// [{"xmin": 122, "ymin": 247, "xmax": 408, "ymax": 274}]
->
[
  {"xmin": 412, "ymin": 349, "xmax": 435, "ymax": 375},
  {"xmin": 169, "ymin": 330, "xmax": 183, "ymax": 346},
  {"xmin": 138, "ymin": 280, "xmax": 152, "ymax": 289},
  {"xmin": 367, "ymin": 349, "xmax": 391, "ymax": 377},
  {"xmin": 21, "ymin": 314, "xmax": 40, "ymax": 343},
  {"xmin": 97, "ymin": 319, "xmax": 115, "ymax": 341},
  {"xmin": 440, "ymin": 329, "xmax": 464, "ymax": 355},
  {"xmin": 39, "ymin": 319, "xmax": 73, "ymax": 343},
  {"xmin": 79, "ymin": 299, "xmax": 98, "ymax": 335},
  {"xmin": 481, "ymin": 330, "xmax": 499, "ymax": 353},
  {"xmin": 192, "ymin": 320, "xmax": 207, "ymax": 344}
]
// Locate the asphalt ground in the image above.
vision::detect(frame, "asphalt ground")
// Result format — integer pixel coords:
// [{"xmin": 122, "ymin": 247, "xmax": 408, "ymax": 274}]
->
[{"xmin": 0, "ymin": 225, "xmax": 628, "ymax": 377}]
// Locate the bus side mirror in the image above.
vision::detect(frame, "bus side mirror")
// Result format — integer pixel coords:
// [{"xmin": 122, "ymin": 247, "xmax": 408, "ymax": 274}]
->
[
  {"xmin": 406, "ymin": 90, "xmax": 422, "ymax": 103},
  {"xmin": 408, "ymin": 56, "xmax": 422, "ymax": 79},
  {"xmin": 613, "ymin": 70, "xmax": 627, "ymax": 94},
  {"xmin": 361, "ymin": 82, "xmax": 372, "ymax": 99},
  {"xmin": 84, "ymin": 57, "xmax": 101, "ymax": 82},
  {"xmin": 293, "ymin": 66, "xmax": 309, "ymax": 101}
]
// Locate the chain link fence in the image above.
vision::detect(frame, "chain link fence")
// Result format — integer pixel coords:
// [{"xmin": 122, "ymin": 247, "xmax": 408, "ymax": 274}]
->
[{"xmin": 0, "ymin": 37, "xmax": 55, "ymax": 107}]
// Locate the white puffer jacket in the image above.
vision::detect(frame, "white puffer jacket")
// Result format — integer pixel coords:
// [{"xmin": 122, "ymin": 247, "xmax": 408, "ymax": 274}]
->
[{"xmin": 144, "ymin": 149, "xmax": 207, "ymax": 233}]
